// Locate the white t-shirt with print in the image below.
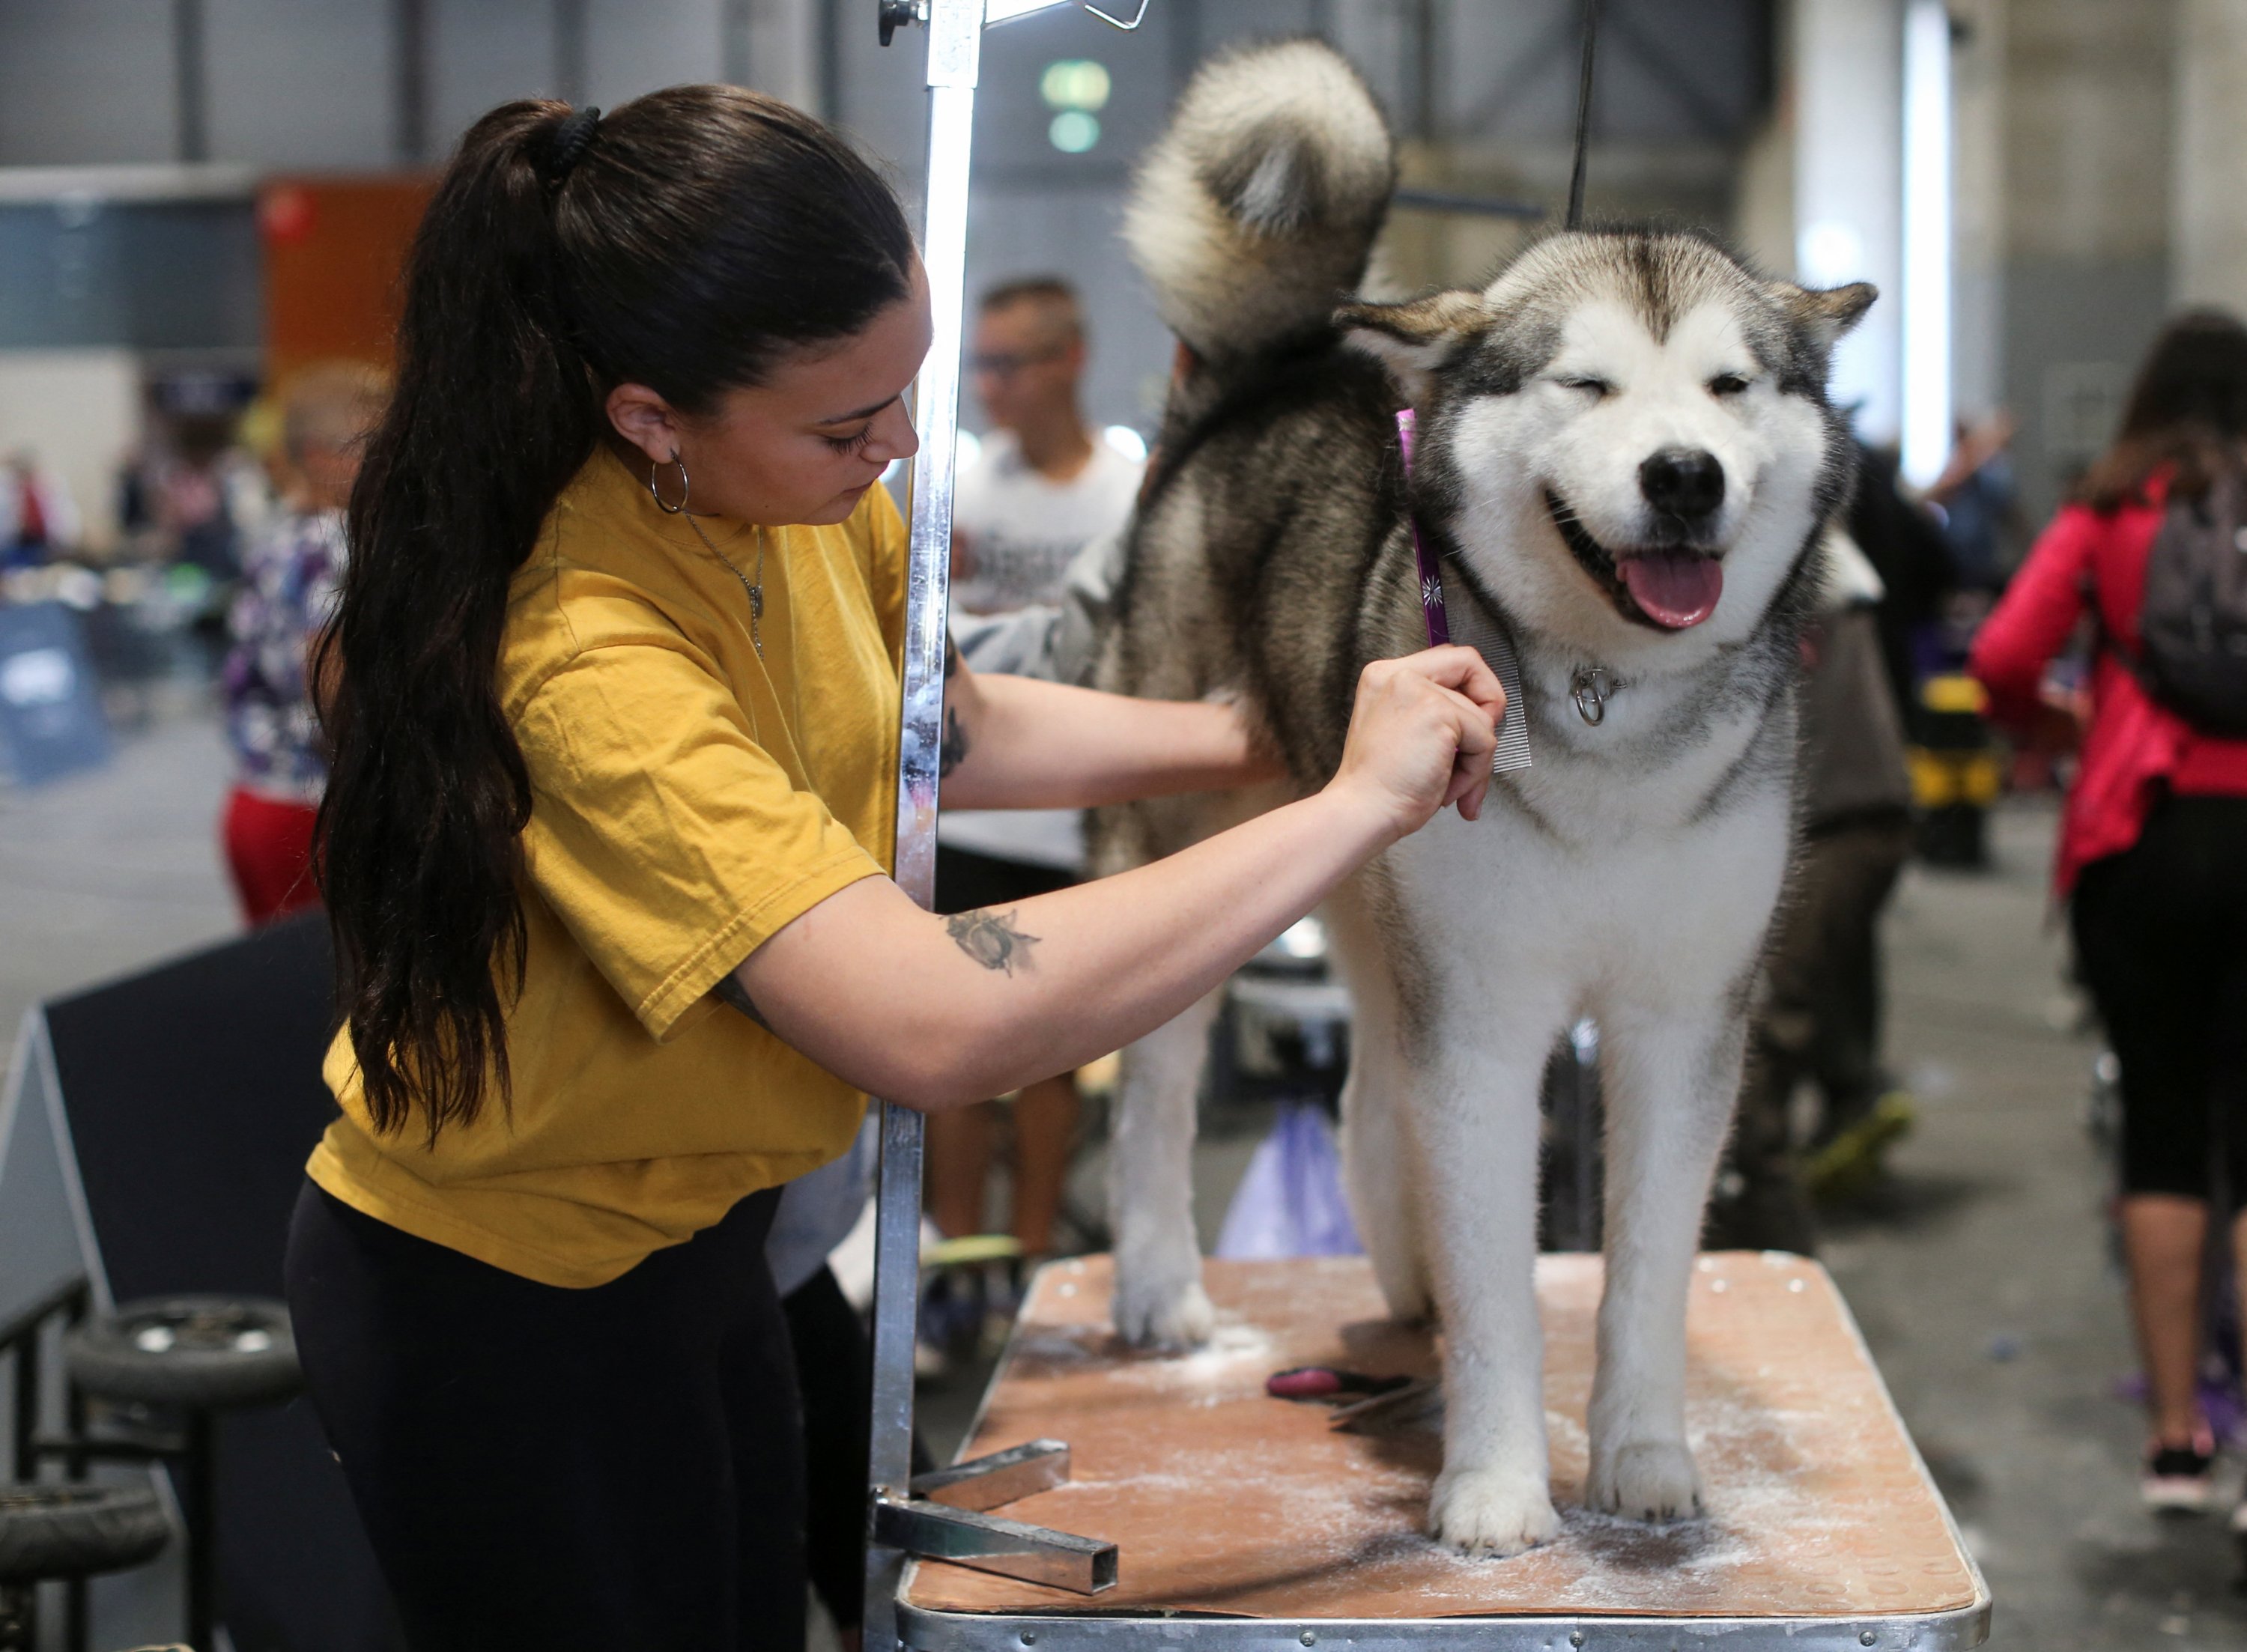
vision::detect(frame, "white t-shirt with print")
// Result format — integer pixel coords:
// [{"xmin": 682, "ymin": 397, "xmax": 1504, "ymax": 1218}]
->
[
  {"xmin": 942, "ymin": 429, "xmax": 1144, "ymax": 870},
  {"xmin": 950, "ymin": 431, "xmax": 1142, "ymax": 616}
]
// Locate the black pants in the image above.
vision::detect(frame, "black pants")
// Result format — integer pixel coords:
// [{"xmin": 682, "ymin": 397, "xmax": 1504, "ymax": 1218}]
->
[
  {"xmin": 782, "ymin": 1266, "xmax": 871, "ymax": 1633},
  {"xmin": 285, "ymin": 1182, "xmax": 804, "ymax": 1652},
  {"xmin": 1713, "ymin": 814, "xmax": 1914, "ymax": 1254},
  {"xmin": 2072, "ymin": 794, "xmax": 2247, "ymax": 1199}
]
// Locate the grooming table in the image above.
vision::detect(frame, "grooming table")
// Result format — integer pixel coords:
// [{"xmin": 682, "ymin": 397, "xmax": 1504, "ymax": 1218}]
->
[{"xmin": 898, "ymin": 1254, "xmax": 1989, "ymax": 1651}]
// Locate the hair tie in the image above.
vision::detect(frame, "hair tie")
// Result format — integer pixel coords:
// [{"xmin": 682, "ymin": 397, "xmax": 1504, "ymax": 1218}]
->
[{"xmin": 545, "ymin": 106, "xmax": 602, "ymax": 186}]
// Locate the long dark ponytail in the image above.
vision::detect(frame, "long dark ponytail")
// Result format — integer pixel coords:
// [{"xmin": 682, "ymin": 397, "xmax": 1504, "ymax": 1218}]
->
[{"xmin": 318, "ymin": 88, "xmax": 914, "ymax": 1139}]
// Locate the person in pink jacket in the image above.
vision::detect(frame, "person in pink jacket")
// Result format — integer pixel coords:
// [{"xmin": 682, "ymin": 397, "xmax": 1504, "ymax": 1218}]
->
[{"xmin": 1971, "ymin": 310, "xmax": 2247, "ymax": 1519}]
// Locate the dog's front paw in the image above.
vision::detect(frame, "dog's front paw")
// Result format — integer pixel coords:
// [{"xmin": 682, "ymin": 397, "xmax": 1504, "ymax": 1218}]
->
[
  {"xmin": 1111, "ymin": 1266, "xmax": 1214, "ymax": 1351},
  {"xmin": 1428, "ymin": 1466, "xmax": 1562, "ymax": 1557},
  {"xmin": 1586, "ymin": 1439, "xmax": 1702, "ymax": 1522}
]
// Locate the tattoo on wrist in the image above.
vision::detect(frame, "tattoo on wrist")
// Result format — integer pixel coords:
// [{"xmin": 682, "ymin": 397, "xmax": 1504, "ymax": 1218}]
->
[
  {"xmin": 938, "ymin": 705, "xmax": 969, "ymax": 778},
  {"xmin": 944, "ymin": 635, "xmax": 961, "ymax": 680},
  {"xmin": 945, "ymin": 908, "xmax": 1040, "ymax": 974},
  {"xmin": 716, "ymin": 973, "xmax": 771, "ymax": 1029}
]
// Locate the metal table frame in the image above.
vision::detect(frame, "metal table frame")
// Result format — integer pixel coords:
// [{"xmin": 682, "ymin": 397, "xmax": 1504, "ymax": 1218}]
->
[{"xmin": 896, "ymin": 1601, "xmax": 1992, "ymax": 1652}]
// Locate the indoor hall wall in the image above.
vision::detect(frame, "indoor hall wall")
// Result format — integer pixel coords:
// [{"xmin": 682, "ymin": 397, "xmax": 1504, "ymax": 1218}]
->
[
  {"xmin": 2173, "ymin": 0, "xmax": 2247, "ymax": 318},
  {"xmin": 581, "ymin": 0, "xmax": 727, "ymax": 114},
  {"xmin": 0, "ymin": 0, "xmax": 765, "ymax": 171},
  {"xmin": 1999, "ymin": 0, "xmax": 2172, "ymax": 527},
  {"xmin": 1356, "ymin": 0, "xmax": 1768, "ymax": 298},
  {"xmin": 425, "ymin": 1, "xmax": 560, "ymax": 150},
  {"xmin": 1794, "ymin": 0, "xmax": 1903, "ymax": 445},
  {"xmin": 203, "ymin": 0, "xmax": 389, "ymax": 169},
  {"xmin": 0, "ymin": 0, "xmax": 175, "ymax": 165},
  {"xmin": 1950, "ymin": 0, "xmax": 2007, "ymax": 428},
  {"xmin": 423, "ymin": 0, "xmax": 729, "ymax": 156}
]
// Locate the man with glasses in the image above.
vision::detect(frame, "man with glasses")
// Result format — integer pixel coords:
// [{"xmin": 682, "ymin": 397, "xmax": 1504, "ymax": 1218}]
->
[{"xmin": 950, "ymin": 278, "xmax": 1143, "ymax": 616}]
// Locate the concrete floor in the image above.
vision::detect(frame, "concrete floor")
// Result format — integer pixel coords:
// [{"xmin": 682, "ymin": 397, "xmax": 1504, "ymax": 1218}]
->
[
  {"xmin": 2, "ymin": 700, "xmax": 2240, "ymax": 1648},
  {"xmin": 1822, "ymin": 802, "xmax": 2247, "ymax": 1650},
  {"xmin": 0, "ymin": 687, "xmax": 239, "ymax": 1078}
]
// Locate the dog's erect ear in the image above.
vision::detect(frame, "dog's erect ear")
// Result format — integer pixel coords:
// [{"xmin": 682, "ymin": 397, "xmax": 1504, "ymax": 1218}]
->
[
  {"xmin": 1337, "ymin": 291, "xmax": 1487, "ymax": 404},
  {"xmin": 1774, "ymin": 281, "xmax": 1876, "ymax": 350}
]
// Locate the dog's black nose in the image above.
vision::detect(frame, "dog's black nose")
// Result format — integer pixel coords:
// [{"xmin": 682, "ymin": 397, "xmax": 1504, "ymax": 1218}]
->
[{"xmin": 1640, "ymin": 448, "xmax": 1726, "ymax": 519}]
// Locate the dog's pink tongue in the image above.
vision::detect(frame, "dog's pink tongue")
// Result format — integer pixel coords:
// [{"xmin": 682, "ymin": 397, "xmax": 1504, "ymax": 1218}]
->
[{"xmin": 1619, "ymin": 552, "xmax": 1723, "ymax": 629}]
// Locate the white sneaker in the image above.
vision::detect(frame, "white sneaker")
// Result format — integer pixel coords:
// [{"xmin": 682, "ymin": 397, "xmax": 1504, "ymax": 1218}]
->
[{"xmin": 2142, "ymin": 1436, "xmax": 2219, "ymax": 1514}]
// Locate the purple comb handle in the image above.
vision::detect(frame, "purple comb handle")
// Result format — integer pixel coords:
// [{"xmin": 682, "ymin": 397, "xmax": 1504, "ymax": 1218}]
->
[{"xmin": 1398, "ymin": 410, "xmax": 1450, "ymax": 647}]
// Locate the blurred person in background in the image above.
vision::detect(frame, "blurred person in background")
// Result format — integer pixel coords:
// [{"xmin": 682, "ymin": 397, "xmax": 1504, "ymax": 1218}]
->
[
  {"xmin": 1925, "ymin": 411, "xmax": 2020, "ymax": 595},
  {"xmin": 949, "ymin": 279, "xmax": 1142, "ymax": 619},
  {"xmin": 218, "ymin": 362, "xmax": 385, "ymax": 925},
  {"xmin": 928, "ymin": 278, "xmax": 1144, "ymax": 1281},
  {"xmin": 118, "ymin": 407, "xmax": 265, "ymax": 583},
  {"xmin": 1848, "ymin": 437, "xmax": 1958, "ymax": 727},
  {"xmin": 1971, "ymin": 311, "xmax": 2247, "ymax": 1518},
  {"xmin": 1706, "ymin": 533, "xmax": 1916, "ymax": 1253},
  {"xmin": 169, "ymin": 416, "xmax": 240, "ymax": 580},
  {"xmin": 0, "ymin": 446, "xmax": 82, "ymax": 570}
]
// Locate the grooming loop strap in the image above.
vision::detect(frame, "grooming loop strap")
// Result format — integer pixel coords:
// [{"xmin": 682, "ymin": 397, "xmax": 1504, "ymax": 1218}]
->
[{"xmin": 1396, "ymin": 410, "xmax": 1532, "ymax": 774}]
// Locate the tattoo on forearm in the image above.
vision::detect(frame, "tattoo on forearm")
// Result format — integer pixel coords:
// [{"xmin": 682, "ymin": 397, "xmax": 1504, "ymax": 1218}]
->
[
  {"xmin": 715, "ymin": 973, "xmax": 772, "ymax": 1029},
  {"xmin": 938, "ymin": 705, "xmax": 969, "ymax": 778},
  {"xmin": 945, "ymin": 908, "xmax": 1040, "ymax": 975},
  {"xmin": 944, "ymin": 634, "xmax": 961, "ymax": 680}
]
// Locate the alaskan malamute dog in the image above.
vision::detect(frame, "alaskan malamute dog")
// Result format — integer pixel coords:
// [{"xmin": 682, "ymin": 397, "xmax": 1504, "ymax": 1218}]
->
[{"xmin": 1093, "ymin": 40, "xmax": 1872, "ymax": 1555}]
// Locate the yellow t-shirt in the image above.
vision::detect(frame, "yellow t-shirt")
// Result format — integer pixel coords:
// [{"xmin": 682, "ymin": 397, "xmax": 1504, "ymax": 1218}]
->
[{"xmin": 307, "ymin": 449, "xmax": 906, "ymax": 1287}]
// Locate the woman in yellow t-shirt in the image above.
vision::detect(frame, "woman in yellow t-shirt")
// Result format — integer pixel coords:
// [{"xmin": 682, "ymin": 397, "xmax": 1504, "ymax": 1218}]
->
[{"xmin": 282, "ymin": 88, "xmax": 1501, "ymax": 1651}]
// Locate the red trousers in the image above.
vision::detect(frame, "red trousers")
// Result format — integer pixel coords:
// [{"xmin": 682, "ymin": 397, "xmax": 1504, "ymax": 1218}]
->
[{"xmin": 222, "ymin": 785, "xmax": 323, "ymax": 926}]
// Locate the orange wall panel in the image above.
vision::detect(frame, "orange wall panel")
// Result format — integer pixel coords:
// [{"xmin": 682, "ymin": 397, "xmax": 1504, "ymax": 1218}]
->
[{"xmin": 260, "ymin": 176, "xmax": 433, "ymax": 382}]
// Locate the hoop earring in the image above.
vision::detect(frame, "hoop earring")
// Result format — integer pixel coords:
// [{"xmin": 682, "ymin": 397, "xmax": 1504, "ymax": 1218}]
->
[{"xmin": 649, "ymin": 452, "xmax": 690, "ymax": 514}]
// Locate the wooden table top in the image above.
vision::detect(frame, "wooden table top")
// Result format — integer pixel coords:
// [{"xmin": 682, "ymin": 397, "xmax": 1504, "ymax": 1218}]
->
[{"xmin": 902, "ymin": 1253, "xmax": 1982, "ymax": 1623}]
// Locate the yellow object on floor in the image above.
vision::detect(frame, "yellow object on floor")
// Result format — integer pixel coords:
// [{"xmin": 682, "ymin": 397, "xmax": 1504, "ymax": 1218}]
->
[
  {"xmin": 1908, "ymin": 747, "xmax": 2003, "ymax": 809},
  {"xmin": 924, "ymin": 1233, "xmax": 1025, "ymax": 1269},
  {"xmin": 1808, "ymin": 1090, "xmax": 1920, "ymax": 1204}
]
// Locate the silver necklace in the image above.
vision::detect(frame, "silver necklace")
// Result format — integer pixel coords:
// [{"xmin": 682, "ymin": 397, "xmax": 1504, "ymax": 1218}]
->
[
  {"xmin": 688, "ymin": 514, "xmax": 766, "ymax": 659},
  {"xmin": 649, "ymin": 452, "xmax": 766, "ymax": 658}
]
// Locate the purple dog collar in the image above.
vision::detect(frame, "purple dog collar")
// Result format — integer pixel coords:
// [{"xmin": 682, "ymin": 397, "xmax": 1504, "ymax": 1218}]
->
[
  {"xmin": 1397, "ymin": 410, "xmax": 1451, "ymax": 648},
  {"xmin": 1395, "ymin": 408, "xmax": 1535, "ymax": 774}
]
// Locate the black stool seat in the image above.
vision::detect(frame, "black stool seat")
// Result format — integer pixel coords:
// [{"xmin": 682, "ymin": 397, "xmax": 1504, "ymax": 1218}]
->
[
  {"xmin": 57, "ymin": 1297, "xmax": 301, "ymax": 1651},
  {"xmin": 0, "ymin": 1484, "xmax": 168, "ymax": 1586},
  {"xmin": 64, "ymin": 1297, "xmax": 300, "ymax": 1409}
]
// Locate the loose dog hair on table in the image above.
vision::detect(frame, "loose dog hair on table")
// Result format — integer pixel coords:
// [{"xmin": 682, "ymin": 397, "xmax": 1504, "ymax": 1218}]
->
[{"xmin": 1091, "ymin": 39, "xmax": 1872, "ymax": 1557}]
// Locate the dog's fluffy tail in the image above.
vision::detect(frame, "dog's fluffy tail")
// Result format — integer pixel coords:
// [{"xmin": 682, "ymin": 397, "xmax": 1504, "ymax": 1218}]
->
[{"xmin": 1124, "ymin": 39, "xmax": 1395, "ymax": 367}]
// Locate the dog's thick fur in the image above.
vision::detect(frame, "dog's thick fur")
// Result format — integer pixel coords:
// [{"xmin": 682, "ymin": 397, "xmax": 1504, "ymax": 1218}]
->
[{"xmin": 1092, "ymin": 40, "xmax": 1873, "ymax": 1555}]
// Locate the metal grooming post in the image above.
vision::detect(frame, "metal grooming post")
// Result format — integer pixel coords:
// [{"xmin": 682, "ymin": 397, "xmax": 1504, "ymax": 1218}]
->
[
  {"xmin": 863, "ymin": 3, "xmax": 1144, "ymax": 1647},
  {"xmin": 1565, "ymin": 0, "xmax": 1601, "ymax": 229}
]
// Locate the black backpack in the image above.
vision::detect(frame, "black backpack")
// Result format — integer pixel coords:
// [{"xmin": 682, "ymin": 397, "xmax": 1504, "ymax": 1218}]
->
[{"xmin": 2128, "ymin": 469, "xmax": 2247, "ymax": 737}]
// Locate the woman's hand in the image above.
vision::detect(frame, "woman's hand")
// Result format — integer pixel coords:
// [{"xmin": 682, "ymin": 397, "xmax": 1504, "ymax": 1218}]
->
[{"xmin": 1326, "ymin": 648, "xmax": 1505, "ymax": 840}]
